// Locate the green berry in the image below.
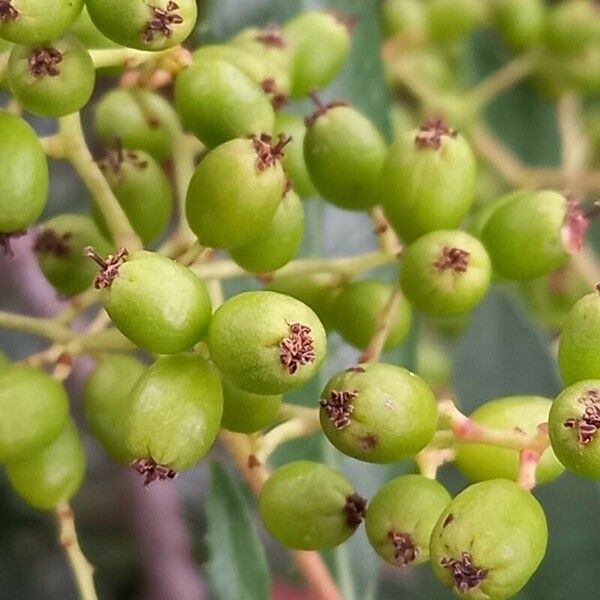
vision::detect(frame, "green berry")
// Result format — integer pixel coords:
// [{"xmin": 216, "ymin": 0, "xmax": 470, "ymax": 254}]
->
[
  {"xmin": 7, "ymin": 36, "xmax": 95, "ymax": 117},
  {"xmin": 68, "ymin": 6, "xmax": 120, "ymax": 49},
  {"xmin": 365, "ymin": 475, "xmax": 451, "ymax": 567},
  {"xmin": 455, "ymin": 396, "xmax": 564, "ymax": 484},
  {"xmin": 430, "ymin": 480, "xmax": 547, "ymax": 600},
  {"xmin": 220, "ymin": 377, "xmax": 281, "ymax": 434},
  {"xmin": 186, "ymin": 136, "xmax": 287, "ymax": 250},
  {"xmin": 6, "ymin": 420, "xmax": 85, "ymax": 511},
  {"xmin": 91, "ymin": 249, "xmax": 212, "ymax": 354},
  {"xmin": 427, "ymin": 0, "xmax": 487, "ymax": 43},
  {"xmin": 330, "ymin": 281, "xmax": 412, "ymax": 351},
  {"xmin": 304, "ymin": 103, "xmax": 387, "ymax": 210},
  {"xmin": 284, "ymin": 11, "xmax": 352, "ymax": 98},
  {"xmin": 380, "ymin": 118, "xmax": 476, "ymax": 243},
  {"xmin": 86, "ymin": 0, "xmax": 197, "ymax": 51},
  {"xmin": 400, "ymin": 230, "xmax": 491, "ymax": 317},
  {"xmin": 259, "ymin": 461, "xmax": 366, "ymax": 550},
  {"xmin": 0, "ymin": 0, "xmax": 84, "ymax": 45},
  {"xmin": 492, "ymin": 0, "xmax": 544, "ymax": 50},
  {"xmin": 94, "ymin": 88, "xmax": 178, "ymax": 161},
  {"xmin": 230, "ymin": 189, "xmax": 304, "ymax": 273},
  {"xmin": 34, "ymin": 213, "xmax": 112, "ymax": 297},
  {"xmin": 208, "ymin": 291, "xmax": 327, "ymax": 395},
  {"xmin": 191, "ymin": 44, "xmax": 269, "ymax": 84},
  {"xmin": 126, "ymin": 354, "xmax": 223, "ymax": 482},
  {"xmin": 319, "ymin": 362, "xmax": 437, "ymax": 463},
  {"xmin": 380, "ymin": 0, "xmax": 427, "ymax": 39},
  {"xmin": 83, "ymin": 353, "xmax": 146, "ymax": 463},
  {"xmin": 0, "ymin": 112, "xmax": 48, "ymax": 234},
  {"xmin": 0, "ymin": 365, "xmax": 69, "ymax": 462},
  {"xmin": 543, "ymin": 0, "xmax": 600, "ymax": 55},
  {"xmin": 96, "ymin": 148, "xmax": 173, "ymax": 244},
  {"xmin": 481, "ymin": 190, "xmax": 583, "ymax": 280},
  {"xmin": 416, "ymin": 338, "xmax": 452, "ymax": 392}
]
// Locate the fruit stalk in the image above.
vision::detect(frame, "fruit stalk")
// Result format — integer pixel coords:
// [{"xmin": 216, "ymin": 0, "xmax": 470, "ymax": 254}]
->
[{"xmin": 0, "ymin": 310, "xmax": 74, "ymax": 342}]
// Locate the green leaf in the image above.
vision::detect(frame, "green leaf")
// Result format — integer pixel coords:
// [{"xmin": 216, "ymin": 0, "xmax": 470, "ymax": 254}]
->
[{"xmin": 205, "ymin": 462, "xmax": 270, "ymax": 600}]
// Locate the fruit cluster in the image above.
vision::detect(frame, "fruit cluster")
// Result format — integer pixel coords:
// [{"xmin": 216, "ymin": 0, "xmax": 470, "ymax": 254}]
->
[{"xmin": 0, "ymin": 1, "xmax": 599, "ymax": 599}]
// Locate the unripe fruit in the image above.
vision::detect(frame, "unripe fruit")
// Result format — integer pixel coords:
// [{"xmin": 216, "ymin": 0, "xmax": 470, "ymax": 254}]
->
[
  {"xmin": 380, "ymin": 0, "xmax": 427, "ymax": 39},
  {"xmin": 284, "ymin": 11, "xmax": 352, "ymax": 98},
  {"xmin": 89, "ymin": 248, "xmax": 212, "ymax": 354},
  {"xmin": 191, "ymin": 45, "xmax": 269, "ymax": 84},
  {"xmin": 0, "ymin": 112, "xmax": 48, "ymax": 235},
  {"xmin": 220, "ymin": 378, "xmax": 281, "ymax": 434},
  {"xmin": 0, "ymin": 0, "xmax": 84, "ymax": 44},
  {"xmin": 427, "ymin": 0, "xmax": 487, "ymax": 43},
  {"xmin": 416, "ymin": 338, "xmax": 452, "ymax": 392},
  {"xmin": 230, "ymin": 189, "xmax": 304, "ymax": 273},
  {"xmin": 304, "ymin": 103, "xmax": 387, "ymax": 210},
  {"xmin": 259, "ymin": 461, "xmax": 366, "ymax": 550},
  {"xmin": 543, "ymin": 0, "xmax": 600, "ymax": 55},
  {"xmin": 7, "ymin": 36, "xmax": 95, "ymax": 118},
  {"xmin": 430, "ymin": 480, "xmax": 547, "ymax": 600},
  {"xmin": 492, "ymin": 0, "xmax": 544, "ymax": 50},
  {"xmin": 86, "ymin": 0, "xmax": 197, "ymax": 51},
  {"xmin": 6, "ymin": 420, "xmax": 85, "ymax": 511},
  {"xmin": 380, "ymin": 118, "xmax": 476, "ymax": 243},
  {"xmin": 0, "ymin": 365, "xmax": 69, "ymax": 462},
  {"xmin": 365, "ymin": 475, "xmax": 451, "ymax": 567},
  {"xmin": 97, "ymin": 148, "xmax": 173, "ymax": 244},
  {"xmin": 481, "ymin": 191, "xmax": 584, "ymax": 280},
  {"xmin": 175, "ymin": 59, "xmax": 275, "ymax": 148},
  {"xmin": 330, "ymin": 281, "xmax": 412, "ymax": 351},
  {"xmin": 34, "ymin": 213, "xmax": 112, "ymax": 297},
  {"xmin": 549, "ymin": 380, "xmax": 600, "ymax": 479},
  {"xmin": 83, "ymin": 354, "xmax": 146, "ymax": 463},
  {"xmin": 68, "ymin": 6, "xmax": 120, "ymax": 50},
  {"xmin": 455, "ymin": 396, "xmax": 564, "ymax": 484},
  {"xmin": 186, "ymin": 136, "xmax": 287, "ymax": 250},
  {"xmin": 126, "ymin": 354, "xmax": 222, "ymax": 484},
  {"xmin": 319, "ymin": 363, "xmax": 437, "ymax": 463},
  {"xmin": 95, "ymin": 89, "xmax": 178, "ymax": 161},
  {"xmin": 400, "ymin": 230, "xmax": 491, "ymax": 317},
  {"xmin": 558, "ymin": 292, "xmax": 600, "ymax": 385},
  {"xmin": 208, "ymin": 291, "xmax": 327, "ymax": 395}
]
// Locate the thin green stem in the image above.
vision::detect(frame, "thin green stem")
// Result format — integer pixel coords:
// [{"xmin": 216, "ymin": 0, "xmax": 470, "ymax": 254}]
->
[
  {"xmin": 89, "ymin": 48, "xmax": 159, "ymax": 69},
  {"xmin": 0, "ymin": 311, "xmax": 74, "ymax": 343}
]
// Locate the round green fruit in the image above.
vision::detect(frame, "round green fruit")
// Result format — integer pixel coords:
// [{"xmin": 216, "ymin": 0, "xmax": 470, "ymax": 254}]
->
[
  {"xmin": 416, "ymin": 338, "xmax": 452, "ymax": 391},
  {"xmin": 380, "ymin": 0, "xmax": 427, "ymax": 39},
  {"xmin": 427, "ymin": 0, "xmax": 487, "ymax": 43},
  {"xmin": 455, "ymin": 396, "xmax": 564, "ymax": 484},
  {"xmin": 191, "ymin": 44, "xmax": 269, "ymax": 84},
  {"xmin": 84, "ymin": 353, "xmax": 146, "ymax": 463},
  {"xmin": 543, "ymin": 0, "xmax": 600, "ymax": 55},
  {"xmin": 208, "ymin": 291, "xmax": 327, "ymax": 395},
  {"xmin": 366, "ymin": 475, "xmax": 451, "ymax": 567},
  {"xmin": 430, "ymin": 480, "xmax": 547, "ymax": 600},
  {"xmin": 330, "ymin": 280, "xmax": 412, "ymax": 351},
  {"xmin": 68, "ymin": 6, "xmax": 120, "ymax": 49},
  {"xmin": 319, "ymin": 362, "xmax": 437, "ymax": 463},
  {"xmin": 304, "ymin": 103, "xmax": 386, "ymax": 210},
  {"xmin": 380, "ymin": 118, "xmax": 476, "ymax": 243},
  {"xmin": 259, "ymin": 461, "xmax": 366, "ymax": 550},
  {"xmin": 492, "ymin": 0, "xmax": 544, "ymax": 50},
  {"xmin": 6, "ymin": 420, "xmax": 85, "ymax": 511}
]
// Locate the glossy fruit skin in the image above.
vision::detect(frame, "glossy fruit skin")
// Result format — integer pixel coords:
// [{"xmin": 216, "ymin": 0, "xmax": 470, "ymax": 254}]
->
[
  {"xmin": 86, "ymin": 0, "xmax": 197, "ymax": 51},
  {"xmin": 83, "ymin": 354, "xmax": 146, "ymax": 463},
  {"xmin": 35, "ymin": 214, "xmax": 112, "ymax": 297},
  {"xmin": 455, "ymin": 396, "xmax": 564, "ymax": 484},
  {"xmin": 319, "ymin": 362, "xmax": 438, "ymax": 463},
  {"xmin": 380, "ymin": 126, "xmax": 476, "ymax": 243},
  {"xmin": 492, "ymin": 0, "xmax": 544, "ymax": 50},
  {"xmin": 95, "ymin": 89, "xmax": 178, "ymax": 161},
  {"xmin": 6, "ymin": 420, "xmax": 85, "ymax": 511},
  {"xmin": 230, "ymin": 189, "xmax": 304, "ymax": 273},
  {"xmin": 191, "ymin": 45, "xmax": 269, "ymax": 84},
  {"xmin": 400, "ymin": 230, "xmax": 492, "ymax": 317},
  {"xmin": 186, "ymin": 138, "xmax": 286, "ymax": 250},
  {"xmin": 8, "ymin": 36, "xmax": 95, "ymax": 118},
  {"xmin": 0, "ymin": 366, "xmax": 69, "ymax": 462},
  {"xmin": 549, "ymin": 380, "xmax": 600, "ymax": 479},
  {"xmin": 259, "ymin": 461, "xmax": 361, "ymax": 550},
  {"xmin": 430, "ymin": 480, "xmax": 547, "ymax": 600},
  {"xmin": 304, "ymin": 105, "xmax": 387, "ymax": 211},
  {"xmin": 427, "ymin": 0, "xmax": 487, "ymax": 43},
  {"xmin": 103, "ymin": 251, "xmax": 212, "ymax": 354},
  {"xmin": 481, "ymin": 190, "xmax": 572, "ymax": 280},
  {"xmin": 284, "ymin": 11, "xmax": 351, "ymax": 98},
  {"xmin": 68, "ymin": 6, "xmax": 120, "ymax": 49},
  {"xmin": 208, "ymin": 291, "xmax": 327, "ymax": 395},
  {"xmin": 365, "ymin": 475, "xmax": 451, "ymax": 567},
  {"xmin": 126, "ymin": 354, "xmax": 223, "ymax": 471},
  {"xmin": 220, "ymin": 378, "xmax": 281, "ymax": 434},
  {"xmin": 97, "ymin": 149, "xmax": 173, "ymax": 244},
  {"xmin": 543, "ymin": 0, "xmax": 600, "ymax": 55},
  {"xmin": 380, "ymin": 0, "xmax": 427, "ymax": 38},
  {"xmin": 274, "ymin": 112, "xmax": 317, "ymax": 198},
  {"xmin": 0, "ymin": 112, "xmax": 48, "ymax": 233},
  {"xmin": 0, "ymin": 0, "xmax": 84, "ymax": 44},
  {"xmin": 558, "ymin": 293, "xmax": 600, "ymax": 385},
  {"xmin": 330, "ymin": 281, "xmax": 412, "ymax": 351}
]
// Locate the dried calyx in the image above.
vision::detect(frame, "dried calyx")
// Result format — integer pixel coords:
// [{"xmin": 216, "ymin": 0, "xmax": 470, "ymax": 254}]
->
[
  {"xmin": 132, "ymin": 458, "xmax": 177, "ymax": 487},
  {"xmin": 252, "ymin": 133, "xmax": 292, "ymax": 171},
  {"xmin": 0, "ymin": 0, "xmax": 18, "ymax": 21},
  {"xmin": 415, "ymin": 117, "xmax": 457, "ymax": 150},
  {"xmin": 85, "ymin": 246, "xmax": 129, "ymax": 289},
  {"xmin": 305, "ymin": 92, "xmax": 349, "ymax": 127},
  {"xmin": 440, "ymin": 552, "xmax": 489, "ymax": 593},
  {"xmin": 255, "ymin": 23, "xmax": 287, "ymax": 48},
  {"xmin": 433, "ymin": 246, "xmax": 470, "ymax": 273},
  {"xmin": 388, "ymin": 531, "xmax": 419, "ymax": 567},
  {"xmin": 0, "ymin": 231, "xmax": 26, "ymax": 257},
  {"xmin": 260, "ymin": 78, "xmax": 289, "ymax": 110},
  {"xmin": 98, "ymin": 142, "xmax": 149, "ymax": 175},
  {"xmin": 33, "ymin": 229, "xmax": 72, "ymax": 257},
  {"xmin": 279, "ymin": 322, "xmax": 315, "ymax": 374},
  {"xmin": 144, "ymin": 1, "xmax": 183, "ymax": 43},
  {"xmin": 320, "ymin": 389, "xmax": 358, "ymax": 429},
  {"xmin": 343, "ymin": 493, "xmax": 367, "ymax": 529},
  {"xmin": 564, "ymin": 389, "xmax": 600, "ymax": 445},
  {"xmin": 28, "ymin": 47, "xmax": 63, "ymax": 78},
  {"xmin": 561, "ymin": 196, "xmax": 588, "ymax": 255}
]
